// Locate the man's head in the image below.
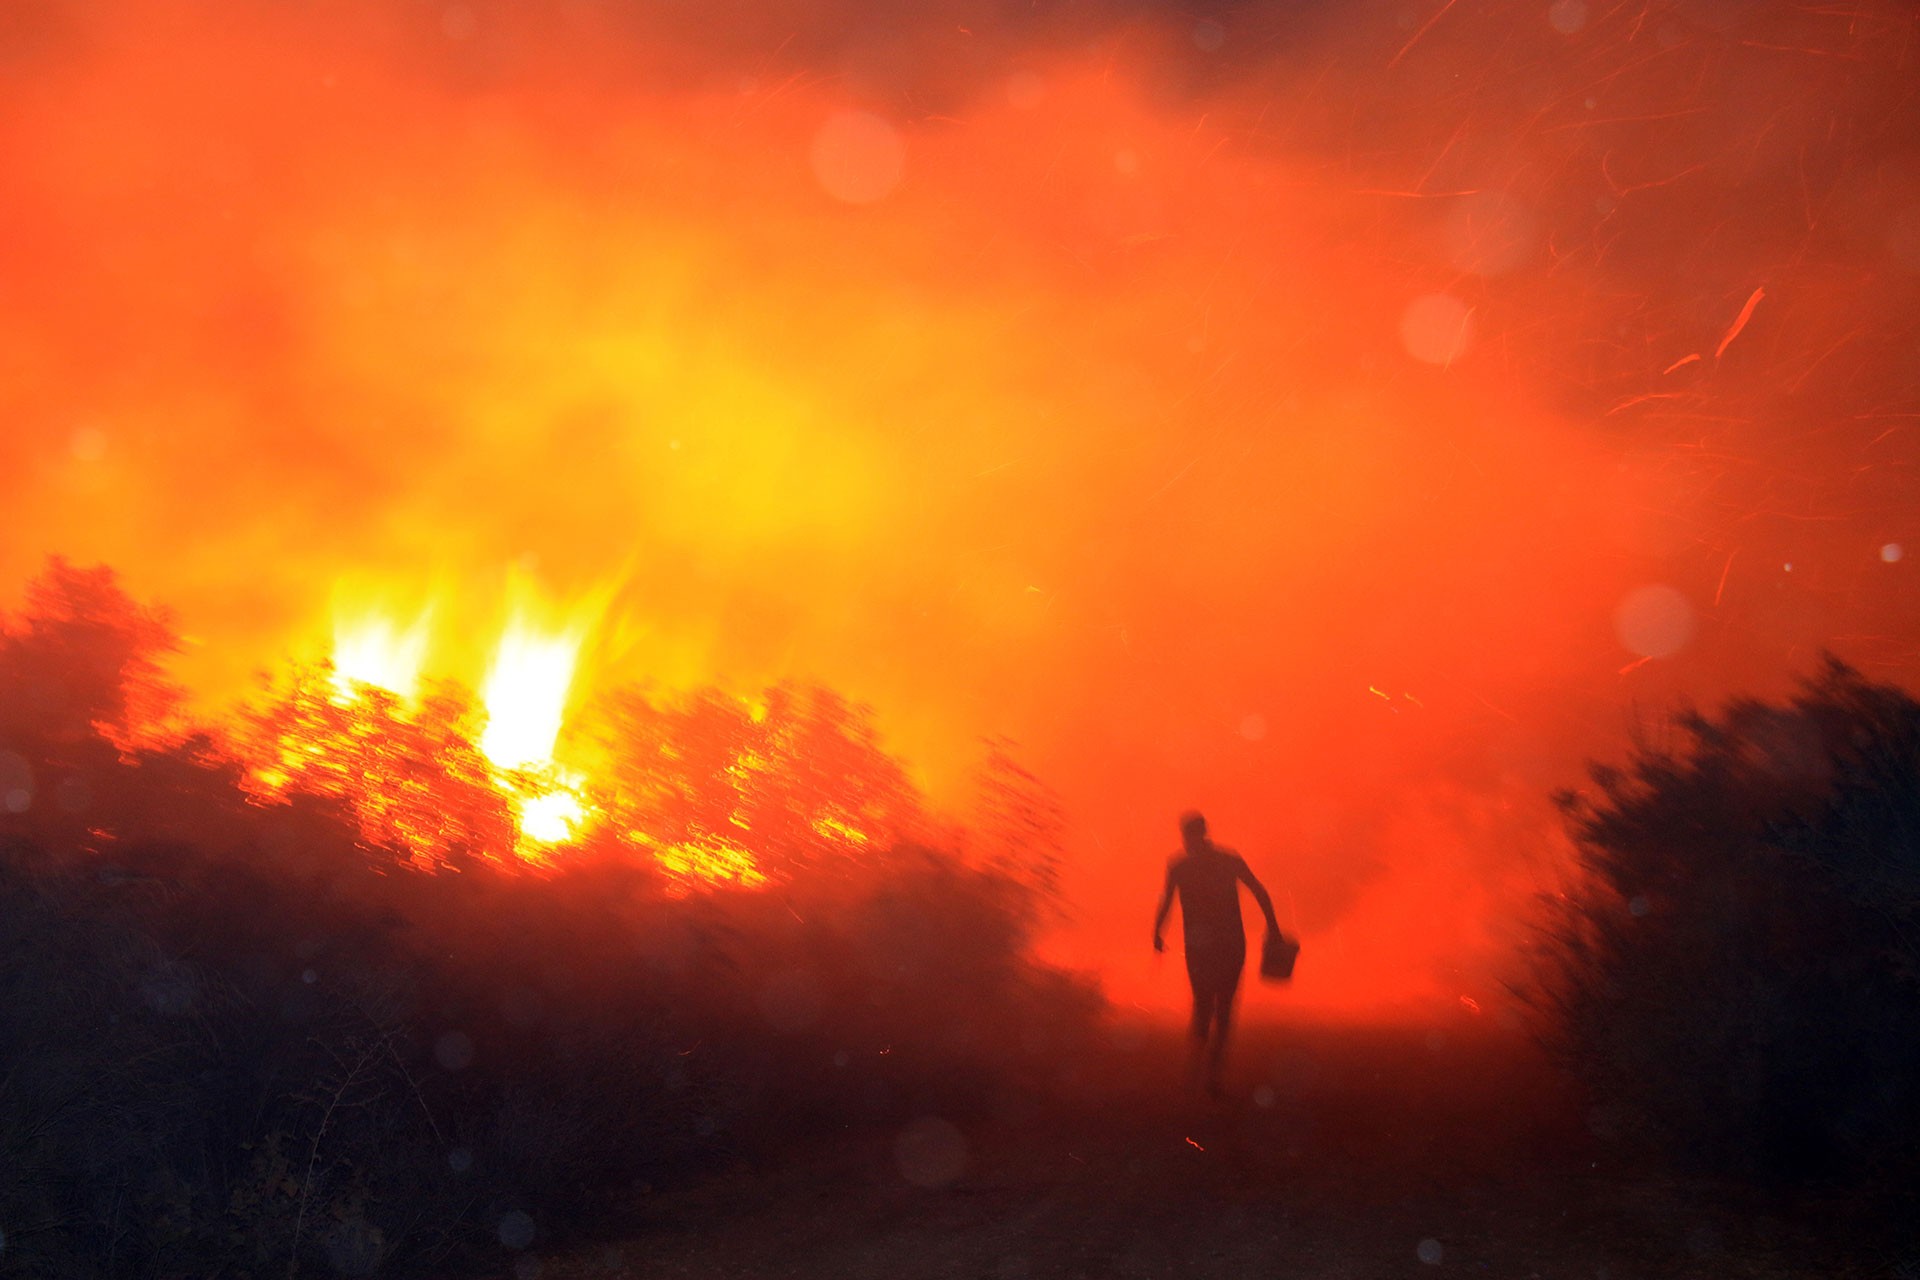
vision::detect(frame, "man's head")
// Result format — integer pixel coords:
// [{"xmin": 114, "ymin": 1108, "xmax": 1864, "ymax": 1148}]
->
[{"xmin": 1178, "ymin": 810, "xmax": 1208, "ymax": 851}]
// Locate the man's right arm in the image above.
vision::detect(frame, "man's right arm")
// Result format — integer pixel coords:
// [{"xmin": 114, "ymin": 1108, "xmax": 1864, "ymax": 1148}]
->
[{"xmin": 1152, "ymin": 862, "xmax": 1177, "ymax": 952}]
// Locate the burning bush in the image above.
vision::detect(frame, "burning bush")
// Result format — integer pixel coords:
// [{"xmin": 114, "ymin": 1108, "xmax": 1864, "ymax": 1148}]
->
[
  {"xmin": 1534, "ymin": 658, "xmax": 1920, "ymax": 1184},
  {"xmin": 0, "ymin": 563, "xmax": 1100, "ymax": 1277}
]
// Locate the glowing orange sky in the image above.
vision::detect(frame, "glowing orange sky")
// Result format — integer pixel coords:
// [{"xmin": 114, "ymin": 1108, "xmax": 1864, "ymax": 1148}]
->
[{"xmin": 3, "ymin": 0, "xmax": 1917, "ymax": 1014}]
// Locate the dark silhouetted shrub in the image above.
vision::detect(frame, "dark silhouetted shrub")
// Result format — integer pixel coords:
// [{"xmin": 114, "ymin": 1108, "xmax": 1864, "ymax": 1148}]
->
[
  {"xmin": 1535, "ymin": 658, "xmax": 1920, "ymax": 1184},
  {"xmin": 0, "ymin": 562, "xmax": 1102, "ymax": 1277}
]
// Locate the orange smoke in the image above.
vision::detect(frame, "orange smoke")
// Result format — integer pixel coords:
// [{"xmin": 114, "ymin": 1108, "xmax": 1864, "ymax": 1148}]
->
[{"xmin": 4, "ymin": 0, "xmax": 1917, "ymax": 1017}]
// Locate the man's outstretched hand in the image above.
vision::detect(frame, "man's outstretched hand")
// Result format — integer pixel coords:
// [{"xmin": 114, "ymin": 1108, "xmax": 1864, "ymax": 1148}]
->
[{"xmin": 1152, "ymin": 932, "xmax": 1164, "ymax": 953}]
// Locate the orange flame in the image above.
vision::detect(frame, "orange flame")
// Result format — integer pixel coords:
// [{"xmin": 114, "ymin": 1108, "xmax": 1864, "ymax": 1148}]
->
[
  {"xmin": 515, "ymin": 777, "xmax": 589, "ymax": 848},
  {"xmin": 330, "ymin": 607, "xmax": 433, "ymax": 700},
  {"xmin": 305, "ymin": 577, "xmax": 613, "ymax": 858},
  {"xmin": 480, "ymin": 613, "xmax": 585, "ymax": 771}
]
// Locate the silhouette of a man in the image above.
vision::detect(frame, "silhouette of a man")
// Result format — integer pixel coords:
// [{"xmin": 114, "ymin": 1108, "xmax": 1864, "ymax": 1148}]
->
[{"xmin": 1152, "ymin": 810, "xmax": 1281, "ymax": 1096}]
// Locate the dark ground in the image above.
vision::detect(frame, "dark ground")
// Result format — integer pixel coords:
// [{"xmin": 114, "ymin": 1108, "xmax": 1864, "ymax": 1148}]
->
[{"xmin": 544, "ymin": 1017, "xmax": 1905, "ymax": 1280}]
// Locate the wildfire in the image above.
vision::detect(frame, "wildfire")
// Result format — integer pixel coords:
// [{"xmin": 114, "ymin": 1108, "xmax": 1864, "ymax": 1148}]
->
[
  {"xmin": 285, "ymin": 582, "xmax": 612, "ymax": 860},
  {"xmin": 647, "ymin": 836, "xmax": 769, "ymax": 892},
  {"xmin": 516, "ymin": 781, "xmax": 588, "ymax": 846},
  {"xmin": 287, "ymin": 580, "xmax": 881, "ymax": 885},
  {"xmin": 330, "ymin": 608, "xmax": 433, "ymax": 701},
  {"xmin": 469, "ymin": 594, "xmax": 604, "ymax": 857},
  {"xmin": 479, "ymin": 612, "xmax": 586, "ymax": 772}
]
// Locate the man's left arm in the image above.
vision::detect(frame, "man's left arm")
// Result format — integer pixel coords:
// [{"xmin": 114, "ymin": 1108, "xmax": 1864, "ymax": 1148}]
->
[{"xmin": 1236, "ymin": 858, "xmax": 1283, "ymax": 936}]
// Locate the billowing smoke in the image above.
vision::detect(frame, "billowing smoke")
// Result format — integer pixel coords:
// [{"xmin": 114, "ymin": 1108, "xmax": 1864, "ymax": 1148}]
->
[{"xmin": 3, "ymin": 0, "xmax": 1915, "ymax": 1012}]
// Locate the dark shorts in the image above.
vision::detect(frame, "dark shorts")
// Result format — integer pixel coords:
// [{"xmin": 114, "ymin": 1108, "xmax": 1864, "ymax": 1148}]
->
[{"xmin": 1185, "ymin": 943, "xmax": 1245, "ymax": 999}]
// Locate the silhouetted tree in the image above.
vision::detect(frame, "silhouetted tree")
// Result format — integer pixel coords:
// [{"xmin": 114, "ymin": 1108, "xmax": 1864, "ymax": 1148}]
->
[{"xmin": 0, "ymin": 559, "xmax": 178, "ymax": 743}]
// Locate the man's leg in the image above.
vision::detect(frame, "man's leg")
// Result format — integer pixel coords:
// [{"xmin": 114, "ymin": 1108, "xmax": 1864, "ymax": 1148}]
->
[
  {"xmin": 1187, "ymin": 979, "xmax": 1213, "ymax": 1089},
  {"xmin": 1189, "ymin": 983, "xmax": 1213, "ymax": 1045},
  {"xmin": 1204, "ymin": 965, "xmax": 1243, "ymax": 1096},
  {"xmin": 1205, "ymin": 990, "xmax": 1234, "ymax": 1093}
]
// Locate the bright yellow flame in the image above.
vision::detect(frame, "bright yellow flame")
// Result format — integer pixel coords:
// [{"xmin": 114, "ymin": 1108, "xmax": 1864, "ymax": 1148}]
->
[
  {"xmin": 480, "ymin": 614, "xmax": 585, "ymax": 770},
  {"xmin": 518, "ymin": 786, "xmax": 586, "ymax": 845},
  {"xmin": 331, "ymin": 609, "xmax": 432, "ymax": 699}
]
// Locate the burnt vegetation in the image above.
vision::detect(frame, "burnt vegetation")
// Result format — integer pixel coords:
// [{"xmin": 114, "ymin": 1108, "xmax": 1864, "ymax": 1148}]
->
[
  {"xmin": 1536, "ymin": 658, "xmax": 1920, "ymax": 1189},
  {"xmin": 0, "ymin": 562, "xmax": 1098, "ymax": 1278}
]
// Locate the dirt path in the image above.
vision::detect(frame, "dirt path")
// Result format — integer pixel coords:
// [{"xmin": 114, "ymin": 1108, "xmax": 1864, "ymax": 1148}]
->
[{"xmin": 546, "ymin": 1020, "xmax": 1891, "ymax": 1279}]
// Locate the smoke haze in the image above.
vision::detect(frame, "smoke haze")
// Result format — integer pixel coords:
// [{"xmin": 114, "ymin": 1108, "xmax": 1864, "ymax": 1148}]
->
[{"xmin": 3, "ymin": 0, "xmax": 1916, "ymax": 1010}]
